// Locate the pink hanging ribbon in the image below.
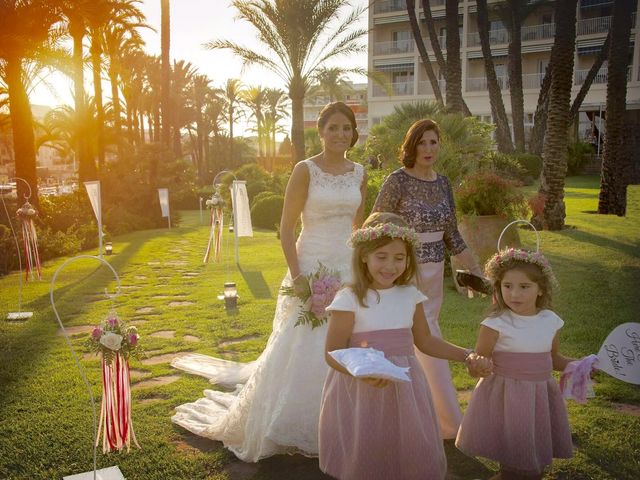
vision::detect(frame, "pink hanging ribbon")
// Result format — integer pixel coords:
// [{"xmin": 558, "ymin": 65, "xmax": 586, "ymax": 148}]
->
[
  {"xmin": 559, "ymin": 354, "xmax": 599, "ymax": 403},
  {"xmin": 96, "ymin": 353, "xmax": 140, "ymax": 453}
]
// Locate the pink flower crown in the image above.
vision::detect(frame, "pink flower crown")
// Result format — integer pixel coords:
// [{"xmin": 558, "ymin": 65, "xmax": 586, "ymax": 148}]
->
[
  {"xmin": 485, "ymin": 247, "xmax": 558, "ymax": 288},
  {"xmin": 349, "ymin": 223, "xmax": 419, "ymax": 248}
]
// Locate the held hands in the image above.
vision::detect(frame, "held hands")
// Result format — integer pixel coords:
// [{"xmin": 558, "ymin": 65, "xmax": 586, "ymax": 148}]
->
[{"xmin": 465, "ymin": 353, "xmax": 493, "ymax": 378}]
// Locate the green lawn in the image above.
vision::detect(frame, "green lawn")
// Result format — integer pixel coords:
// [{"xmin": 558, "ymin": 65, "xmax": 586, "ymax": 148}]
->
[{"xmin": 0, "ymin": 175, "xmax": 638, "ymax": 479}]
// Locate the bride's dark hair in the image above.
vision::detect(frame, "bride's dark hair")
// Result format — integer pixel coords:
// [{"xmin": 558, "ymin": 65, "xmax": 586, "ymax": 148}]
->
[
  {"xmin": 317, "ymin": 101, "xmax": 359, "ymax": 147},
  {"xmin": 350, "ymin": 212, "xmax": 418, "ymax": 307}
]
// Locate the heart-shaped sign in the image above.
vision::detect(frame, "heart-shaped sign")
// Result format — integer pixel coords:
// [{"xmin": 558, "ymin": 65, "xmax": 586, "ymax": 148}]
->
[{"xmin": 597, "ymin": 322, "xmax": 640, "ymax": 385}]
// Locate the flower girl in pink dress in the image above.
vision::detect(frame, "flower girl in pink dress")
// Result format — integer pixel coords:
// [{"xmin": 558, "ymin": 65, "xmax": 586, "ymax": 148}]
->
[
  {"xmin": 318, "ymin": 212, "xmax": 490, "ymax": 480},
  {"xmin": 456, "ymin": 248, "xmax": 575, "ymax": 480}
]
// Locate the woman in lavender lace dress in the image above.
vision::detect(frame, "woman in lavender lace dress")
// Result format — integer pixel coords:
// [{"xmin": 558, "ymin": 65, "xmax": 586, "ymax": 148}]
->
[{"xmin": 372, "ymin": 119, "xmax": 483, "ymax": 439}]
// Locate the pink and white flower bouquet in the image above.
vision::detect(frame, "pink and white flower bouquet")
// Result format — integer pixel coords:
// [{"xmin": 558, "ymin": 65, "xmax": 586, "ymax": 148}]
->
[
  {"xmin": 281, "ymin": 262, "xmax": 342, "ymax": 329},
  {"xmin": 86, "ymin": 313, "xmax": 142, "ymax": 365}
]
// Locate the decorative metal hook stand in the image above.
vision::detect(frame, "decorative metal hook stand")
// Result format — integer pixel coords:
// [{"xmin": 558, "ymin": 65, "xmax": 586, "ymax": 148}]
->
[
  {"xmin": 2, "ymin": 177, "xmax": 34, "ymax": 320},
  {"xmin": 51, "ymin": 255, "xmax": 125, "ymax": 480}
]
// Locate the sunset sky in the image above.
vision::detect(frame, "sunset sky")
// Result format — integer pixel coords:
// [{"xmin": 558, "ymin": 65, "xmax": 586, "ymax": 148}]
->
[{"xmin": 29, "ymin": 0, "xmax": 369, "ymax": 135}]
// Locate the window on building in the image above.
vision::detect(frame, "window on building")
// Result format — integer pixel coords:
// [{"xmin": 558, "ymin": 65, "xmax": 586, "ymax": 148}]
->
[
  {"xmin": 541, "ymin": 13, "xmax": 553, "ymax": 24},
  {"xmin": 392, "ymin": 31, "xmax": 411, "ymax": 52},
  {"xmin": 392, "ymin": 71, "xmax": 414, "ymax": 84}
]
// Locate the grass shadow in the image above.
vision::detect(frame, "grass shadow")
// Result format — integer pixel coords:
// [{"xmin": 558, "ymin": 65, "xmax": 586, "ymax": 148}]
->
[
  {"xmin": 556, "ymin": 228, "xmax": 640, "ymax": 258},
  {"xmin": 238, "ymin": 264, "xmax": 273, "ymax": 300}
]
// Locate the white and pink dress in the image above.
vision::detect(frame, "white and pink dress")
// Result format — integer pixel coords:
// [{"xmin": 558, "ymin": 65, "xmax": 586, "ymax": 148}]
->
[
  {"xmin": 456, "ymin": 309, "xmax": 573, "ymax": 475},
  {"xmin": 319, "ymin": 285, "xmax": 446, "ymax": 480}
]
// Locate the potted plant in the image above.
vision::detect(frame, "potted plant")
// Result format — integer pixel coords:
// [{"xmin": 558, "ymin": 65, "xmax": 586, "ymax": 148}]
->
[{"xmin": 451, "ymin": 171, "xmax": 530, "ymax": 294}]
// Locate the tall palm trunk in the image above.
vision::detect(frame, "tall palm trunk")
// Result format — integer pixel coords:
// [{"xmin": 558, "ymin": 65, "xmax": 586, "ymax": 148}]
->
[
  {"xmin": 507, "ymin": 2, "xmax": 525, "ymax": 151},
  {"xmin": 71, "ymin": 19, "xmax": 96, "ymax": 181},
  {"xmin": 109, "ymin": 65, "xmax": 124, "ymax": 159},
  {"xmin": 90, "ymin": 30, "xmax": 106, "ymax": 170},
  {"xmin": 407, "ymin": 0, "xmax": 443, "ymax": 105},
  {"xmin": 6, "ymin": 59, "xmax": 39, "ymax": 207},
  {"xmin": 477, "ymin": 0, "xmax": 513, "ymax": 152},
  {"xmin": 569, "ymin": 32, "xmax": 610, "ymax": 124},
  {"xmin": 598, "ymin": 0, "xmax": 634, "ymax": 216},
  {"xmin": 444, "ymin": 0, "xmax": 467, "ymax": 114},
  {"xmin": 160, "ymin": 0, "xmax": 171, "ymax": 149},
  {"xmin": 535, "ymin": 0, "xmax": 578, "ymax": 230},
  {"xmin": 290, "ymin": 75, "xmax": 305, "ymax": 163}
]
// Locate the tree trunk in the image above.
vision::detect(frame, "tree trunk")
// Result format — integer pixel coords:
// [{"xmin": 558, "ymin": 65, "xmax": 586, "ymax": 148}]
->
[
  {"xmin": 290, "ymin": 75, "xmax": 305, "ymax": 163},
  {"xmin": 476, "ymin": 0, "xmax": 513, "ymax": 153},
  {"xmin": 444, "ymin": 0, "xmax": 467, "ymax": 114},
  {"xmin": 71, "ymin": 21, "xmax": 97, "ymax": 182},
  {"xmin": 535, "ymin": 0, "xmax": 578, "ymax": 231},
  {"xmin": 90, "ymin": 32, "xmax": 106, "ymax": 171},
  {"xmin": 529, "ymin": 66, "xmax": 551, "ymax": 155},
  {"xmin": 598, "ymin": 0, "xmax": 634, "ymax": 216},
  {"xmin": 109, "ymin": 67, "xmax": 124, "ymax": 159},
  {"xmin": 421, "ymin": 0, "xmax": 446, "ymax": 76},
  {"xmin": 507, "ymin": 2, "xmax": 525, "ymax": 151},
  {"xmin": 6, "ymin": 59, "xmax": 39, "ymax": 207},
  {"xmin": 407, "ymin": 0, "xmax": 443, "ymax": 105},
  {"xmin": 228, "ymin": 105, "xmax": 234, "ymax": 165},
  {"xmin": 160, "ymin": 0, "xmax": 171, "ymax": 149},
  {"xmin": 569, "ymin": 32, "xmax": 610, "ymax": 124}
]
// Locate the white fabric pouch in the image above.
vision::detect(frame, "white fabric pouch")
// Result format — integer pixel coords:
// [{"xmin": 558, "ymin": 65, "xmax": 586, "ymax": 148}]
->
[{"xmin": 329, "ymin": 347, "xmax": 411, "ymax": 383}]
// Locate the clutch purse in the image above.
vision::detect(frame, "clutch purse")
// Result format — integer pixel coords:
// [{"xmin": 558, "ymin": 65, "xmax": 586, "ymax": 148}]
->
[{"xmin": 456, "ymin": 270, "xmax": 493, "ymax": 295}]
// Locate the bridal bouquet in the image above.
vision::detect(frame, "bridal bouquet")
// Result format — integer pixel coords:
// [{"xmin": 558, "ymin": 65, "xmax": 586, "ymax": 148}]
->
[
  {"xmin": 86, "ymin": 313, "xmax": 141, "ymax": 453},
  {"xmin": 281, "ymin": 262, "xmax": 342, "ymax": 329}
]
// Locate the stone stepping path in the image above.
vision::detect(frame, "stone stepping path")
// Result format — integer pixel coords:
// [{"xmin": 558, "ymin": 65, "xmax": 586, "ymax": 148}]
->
[
  {"xmin": 166, "ymin": 261, "xmax": 187, "ymax": 267},
  {"xmin": 218, "ymin": 334, "xmax": 261, "ymax": 348},
  {"xmin": 120, "ymin": 285, "xmax": 140, "ymax": 290},
  {"xmin": 129, "ymin": 368, "xmax": 150, "ymax": 380},
  {"xmin": 147, "ymin": 261, "xmax": 160, "ymax": 266},
  {"xmin": 83, "ymin": 352, "xmax": 100, "ymax": 362},
  {"xmin": 183, "ymin": 335, "xmax": 200, "ymax": 343},
  {"xmin": 140, "ymin": 352, "xmax": 189, "ymax": 366},
  {"xmin": 152, "ymin": 295, "xmax": 187, "ymax": 300},
  {"xmin": 58, "ymin": 325, "xmax": 94, "ymax": 336},
  {"xmin": 132, "ymin": 375, "xmax": 181, "ymax": 389},
  {"xmin": 182, "ymin": 272, "xmax": 200, "ymax": 278},
  {"xmin": 139, "ymin": 396, "xmax": 165, "ymax": 405},
  {"xmin": 611, "ymin": 402, "xmax": 640, "ymax": 417},
  {"xmin": 134, "ymin": 275, "xmax": 147, "ymax": 280},
  {"xmin": 149, "ymin": 330, "xmax": 176, "ymax": 339},
  {"xmin": 168, "ymin": 301, "xmax": 194, "ymax": 307},
  {"xmin": 135, "ymin": 307, "xmax": 156, "ymax": 314}
]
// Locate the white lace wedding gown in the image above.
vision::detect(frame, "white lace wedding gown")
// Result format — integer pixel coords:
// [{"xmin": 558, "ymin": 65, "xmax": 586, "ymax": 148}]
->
[{"xmin": 172, "ymin": 160, "xmax": 364, "ymax": 462}]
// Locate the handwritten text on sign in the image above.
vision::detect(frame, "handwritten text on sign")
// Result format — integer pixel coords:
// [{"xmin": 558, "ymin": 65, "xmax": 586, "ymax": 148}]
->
[{"xmin": 597, "ymin": 322, "xmax": 640, "ymax": 385}]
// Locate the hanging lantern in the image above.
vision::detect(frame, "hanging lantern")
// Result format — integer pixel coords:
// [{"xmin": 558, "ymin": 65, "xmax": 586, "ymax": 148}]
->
[
  {"xmin": 16, "ymin": 201, "xmax": 41, "ymax": 281},
  {"xmin": 105, "ymin": 242, "xmax": 113, "ymax": 255}
]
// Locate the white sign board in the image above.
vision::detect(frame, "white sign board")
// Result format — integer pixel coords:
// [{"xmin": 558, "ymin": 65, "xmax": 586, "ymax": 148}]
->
[
  {"xmin": 597, "ymin": 322, "xmax": 640, "ymax": 385},
  {"xmin": 158, "ymin": 188, "xmax": 170, "ymax": 228},
  {"xmin": 84, "ymin": 181, "xmax": 103, "ymax": 257}
]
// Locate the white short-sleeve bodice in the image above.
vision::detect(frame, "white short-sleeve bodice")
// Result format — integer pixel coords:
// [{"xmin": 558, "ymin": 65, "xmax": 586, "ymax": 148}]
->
[
  {"xmin": 481, "ymin": 309, "xmax": 564, "ymax": 353},
  {"xmin": 327, "ymin": 285, "xmax": 427, "ymax": 333}
]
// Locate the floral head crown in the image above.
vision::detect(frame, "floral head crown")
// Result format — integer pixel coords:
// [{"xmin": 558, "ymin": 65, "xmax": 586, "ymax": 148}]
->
[
  {"xmin": 349, "ymin": 223, "xmax": 419, "ymax": 248},
  {"xmin": 485, "ymin": 247, "xmax": 558, "ymax": 289}
]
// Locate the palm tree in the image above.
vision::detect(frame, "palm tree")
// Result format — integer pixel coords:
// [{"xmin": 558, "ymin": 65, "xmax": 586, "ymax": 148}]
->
[
  {"xmin": 263, "ymin": 87, "xmax": 289, "ymax": 158},
  {"xmin": 534, "ymin": 0, "xmax": 578, "ymax": 230},
  {"xmin": 103, "ymin": 23, "xmax": 144, "ymax": 158},
  {"xmin": 0, "ymin": 1, "xmax": 63, "ymax": 205},
  {"xmin": 87, "ymin": 0, "xmax": 146, "ymax": 169},
  {"xmin": 221, "ymin": 78, "xmax": 245, "ymax": 167},
  {"xmin": 169, "ymin": 60, "xmax": 197, "ymax": 156},
  {"xmin": 406, "ymin": 0, "xmax": 443, "ymax": 105},
  {"xmin": 191, "ymin": 74, "xmax": 211, "ymax": 181},
  {"xmin": 241, "ymin": 86, "xmax": 267, "ymax": 157},
  {"xmin": 160, "ymin": 0, "xmax": 171, "ymax": 148},
  {"xmin": 598, "ymin": 0, "xmax": 635, "ymax": 216},
  {"xmin": 444, "ymin": 0, "xmax": 466, "ymax": 115},
  {"xmin": 208, "ymin": 0, "xmax": 367, "ymax": 163},
  {"xmin": 476, "ymin": 0, "xmax": 513, "ymax": 153},
  {"xmin": 309, "ymin": 67, "xmax": 354, "ymax": 102}
]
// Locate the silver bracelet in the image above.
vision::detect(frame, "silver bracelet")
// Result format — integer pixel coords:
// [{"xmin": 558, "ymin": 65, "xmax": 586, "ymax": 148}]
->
[{"xmin": 463, "ymin": 348, "xmax": 475, "ymax": 361}]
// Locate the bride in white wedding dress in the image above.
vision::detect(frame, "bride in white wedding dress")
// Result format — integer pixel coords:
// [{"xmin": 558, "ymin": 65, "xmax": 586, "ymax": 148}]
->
[{"xmin": 172, "ymin": 102, "xmax": 367, "ymax": 462}]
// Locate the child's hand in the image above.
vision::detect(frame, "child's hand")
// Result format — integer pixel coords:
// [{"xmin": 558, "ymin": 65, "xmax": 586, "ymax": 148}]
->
[
  {"xmin": 360, "ymin": 377, "xmax": 391, "ymax": 388},
  {"xmin": 466, "ymin": 353, "xmax": 493, "ymax": 377}
]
